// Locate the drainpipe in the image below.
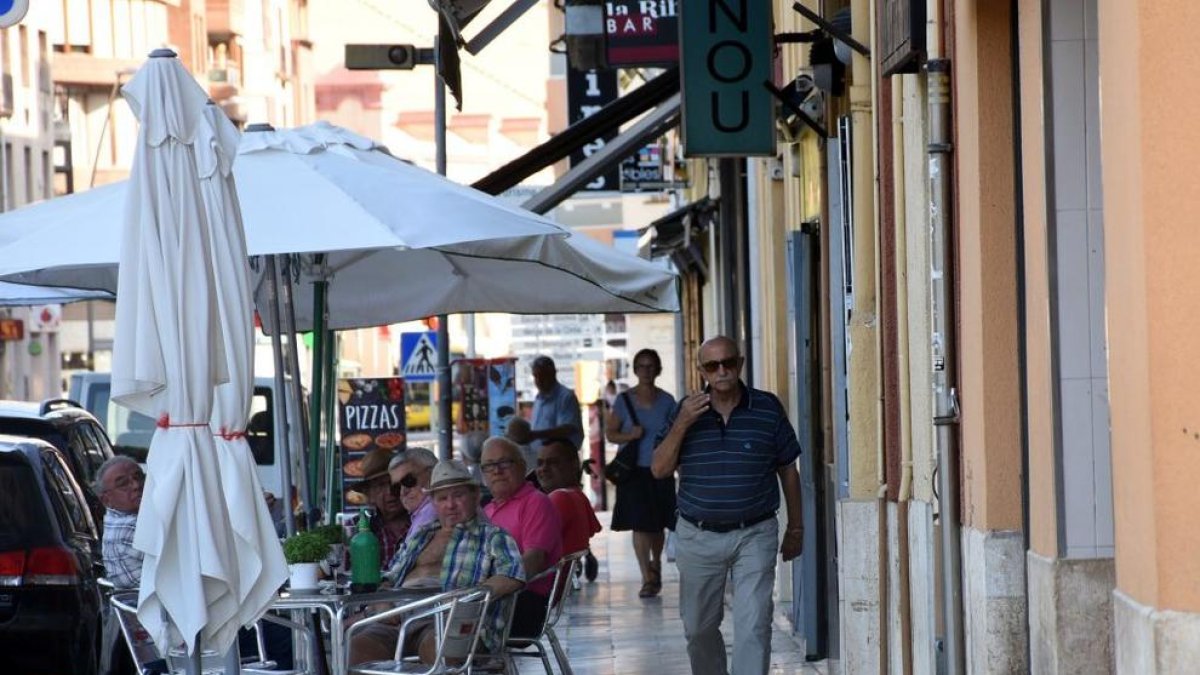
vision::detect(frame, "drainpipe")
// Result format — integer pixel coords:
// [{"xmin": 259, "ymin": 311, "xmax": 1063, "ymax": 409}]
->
[{"xmin": 928, "ymin": 55, "xmax": 965, "ymax": 675}]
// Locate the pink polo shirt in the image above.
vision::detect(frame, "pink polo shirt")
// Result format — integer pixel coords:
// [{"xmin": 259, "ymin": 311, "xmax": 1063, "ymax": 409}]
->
[{"xmin": 484, "ymin": 481, "xmax": 563, "ymax": 596}]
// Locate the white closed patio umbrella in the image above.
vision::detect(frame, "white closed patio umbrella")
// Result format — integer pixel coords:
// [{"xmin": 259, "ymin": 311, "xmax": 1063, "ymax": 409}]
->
[
  {"xmin": 197, "ymin": 103, "xmax": 290, "ymax": 645},
  {"xmin": 111, "ymin": 50, "xmax": 241, "ymax": 657}
]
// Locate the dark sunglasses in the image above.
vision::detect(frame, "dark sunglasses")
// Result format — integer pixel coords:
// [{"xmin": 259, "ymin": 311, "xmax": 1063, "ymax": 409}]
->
[
  {"xmin": 395, "ymin": 473, "xmax": 419, "ymax": 489},
  {"xmin": 699, "ymin": 356, "xmax": 742, "ymax": 374}
]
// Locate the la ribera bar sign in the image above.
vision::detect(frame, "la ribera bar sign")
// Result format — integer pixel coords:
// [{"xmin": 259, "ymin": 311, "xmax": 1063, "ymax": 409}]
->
[{"xmin": 680, "ymin": 0, "xmax": 774, "ymax": 156}]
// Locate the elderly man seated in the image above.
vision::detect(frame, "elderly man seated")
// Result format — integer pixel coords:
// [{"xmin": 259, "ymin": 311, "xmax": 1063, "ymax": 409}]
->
[
  {"xmin": 387, "ymin": 446, "xmax": 438, "ymax": 542},
  {"xmin": 480, "ymin": 436, "xmax": 563, "ymax": 638},
  {"xmin": 349, "ymin": 460, "xmax": 525, "ymax": 665},
  {"xmin": 536, "ymin": 438, "xmax": 602, "ymax": 557},
  {"xmin": 95, "ymin": 456, "xmax": 293, "ymax": 673}
]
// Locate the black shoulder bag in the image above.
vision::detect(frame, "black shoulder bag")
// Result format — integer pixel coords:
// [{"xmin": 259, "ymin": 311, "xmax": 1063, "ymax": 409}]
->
[{"xmin": 603, "ymin": 392, "xmax": 641, "ymax": 486}]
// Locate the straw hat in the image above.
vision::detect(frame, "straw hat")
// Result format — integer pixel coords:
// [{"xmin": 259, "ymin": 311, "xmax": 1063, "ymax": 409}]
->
[{"xmin": 423, "ymin": 460, "xmax": 479, "ymax": 493}]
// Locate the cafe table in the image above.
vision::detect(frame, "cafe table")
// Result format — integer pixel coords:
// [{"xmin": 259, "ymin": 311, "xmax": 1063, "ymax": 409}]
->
[{"xmin": 271, "ymin": 584, "xmax": 436, "ymax": 674}]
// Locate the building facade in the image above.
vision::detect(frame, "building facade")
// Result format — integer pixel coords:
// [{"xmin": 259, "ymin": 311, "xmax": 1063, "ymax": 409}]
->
[{"xmin": 647, "ymin": 0, "xmax": 1200, "ymax": 671}]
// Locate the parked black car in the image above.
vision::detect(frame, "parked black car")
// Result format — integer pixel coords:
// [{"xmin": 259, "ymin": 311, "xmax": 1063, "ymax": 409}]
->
[
  {"xmin": 0, "ymin": 435, "xmax": 105, "ymax": 674},
  {"xmin": 0, "ymin": 399, "xmax": 116, "ymax": 525}
]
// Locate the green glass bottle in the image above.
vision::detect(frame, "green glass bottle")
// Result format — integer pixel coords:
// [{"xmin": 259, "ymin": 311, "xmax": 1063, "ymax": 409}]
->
[{"xmin": 349, "ymin": 511, "xmax": 381, "ymax": 593}]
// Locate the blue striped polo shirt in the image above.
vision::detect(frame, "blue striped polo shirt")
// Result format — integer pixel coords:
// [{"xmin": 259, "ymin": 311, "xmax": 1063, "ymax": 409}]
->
[{"xmin": 659, "ymin": 383, "xmax": 802, "ymax": 523}]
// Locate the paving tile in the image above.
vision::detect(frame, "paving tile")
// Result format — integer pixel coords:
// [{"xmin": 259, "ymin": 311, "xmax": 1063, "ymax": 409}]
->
[{"xmin": 513, "ymin": 512, "xmax": 827, "ymax": 674}]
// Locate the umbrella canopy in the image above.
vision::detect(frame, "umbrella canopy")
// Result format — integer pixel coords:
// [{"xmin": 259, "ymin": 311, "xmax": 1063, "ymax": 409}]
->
[
  {"xmin": 0, "ymin": 281, "xmax": 110, "ymax": 305},
  {"xmin": 0, "ymin": 122, "xmax": 677, "ymax": 327},
  {"xmin": 111, "ymin": 51, "xmax": 240, "ymax": 656}
]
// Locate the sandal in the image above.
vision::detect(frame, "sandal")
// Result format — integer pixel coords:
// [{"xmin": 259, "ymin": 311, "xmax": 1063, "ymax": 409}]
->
[
  {"xmin": 639, "ymin": 582, "xmax": 656, "ymax": 598},
  {"xmin": 648, "ymin": 560, "xmax": 662, "ymax": 592}
]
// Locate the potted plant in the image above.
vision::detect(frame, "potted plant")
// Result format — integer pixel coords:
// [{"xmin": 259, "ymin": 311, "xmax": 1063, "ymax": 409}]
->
[{"xmin": 282, "ymin": 530, "xmax": 330, "ymax": 590}]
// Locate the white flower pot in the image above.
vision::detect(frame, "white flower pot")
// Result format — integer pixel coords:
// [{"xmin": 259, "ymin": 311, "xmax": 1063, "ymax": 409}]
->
[{"xmin": 288, "ymin": 562, "xmax": 320, "ymax": 590}]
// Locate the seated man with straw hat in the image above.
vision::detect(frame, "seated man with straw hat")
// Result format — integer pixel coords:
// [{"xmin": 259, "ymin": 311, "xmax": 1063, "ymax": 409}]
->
[
  {"xmin": 348, "ymin": 446, "xmax": 411, "ymax": 567},
  {"xmin": 349, "ymin": 460, "xmax": 525, "ymax": 665}
]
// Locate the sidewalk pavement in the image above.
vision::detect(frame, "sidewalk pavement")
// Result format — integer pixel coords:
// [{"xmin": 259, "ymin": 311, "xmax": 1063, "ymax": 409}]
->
[{"xmin": 516, "ymin": 512, "xmax": 827, "ymax": 674}]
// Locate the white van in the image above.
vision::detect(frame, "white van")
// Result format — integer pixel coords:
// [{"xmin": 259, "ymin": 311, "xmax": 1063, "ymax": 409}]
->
[{"xmin": 68, "ymin": 372, "xmax": 290, "ymax": 496}]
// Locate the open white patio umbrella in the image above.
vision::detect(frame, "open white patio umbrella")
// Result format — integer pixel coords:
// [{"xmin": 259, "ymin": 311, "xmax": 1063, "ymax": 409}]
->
[
  {"xmin": 0, "ymin": 122, "xmax": 677, "ymax": 324},
  {"xmin": 0, "ymin": 281, "xmax": 109, "ymax": 305},
  {"xmin": 111, "ymin": 50, "xmax": 241, "ymax": 657}
]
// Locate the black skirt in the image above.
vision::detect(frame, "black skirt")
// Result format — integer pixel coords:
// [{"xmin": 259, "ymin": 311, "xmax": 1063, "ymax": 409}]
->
[{"xmin": 611, "ymin": 466, "xmax": 677, "ymax": 532}]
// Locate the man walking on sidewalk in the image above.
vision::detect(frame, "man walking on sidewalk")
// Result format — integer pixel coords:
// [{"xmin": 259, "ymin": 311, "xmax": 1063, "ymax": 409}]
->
[{"xmin": 652, "ymin": 335, "xmax": 804, "ymax": 675}]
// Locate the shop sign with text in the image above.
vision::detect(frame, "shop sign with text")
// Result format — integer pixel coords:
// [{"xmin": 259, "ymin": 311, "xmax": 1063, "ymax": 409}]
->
[
  {"xmin": 680, "ymin": 0, "xmax": 775, "ymax": 156},
  {"xmin": 604, "ymin": 1, "xmax": 678, "ymax": 67}
]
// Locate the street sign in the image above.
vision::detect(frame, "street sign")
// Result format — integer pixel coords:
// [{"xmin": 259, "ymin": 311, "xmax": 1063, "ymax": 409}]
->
[
  {"xmin": 0, "ymin": 1, "xmax": 29, "ymax": 29},
  {"xmin": 400, "ymin": 331, "xmax": 438, "ymax": 382}
]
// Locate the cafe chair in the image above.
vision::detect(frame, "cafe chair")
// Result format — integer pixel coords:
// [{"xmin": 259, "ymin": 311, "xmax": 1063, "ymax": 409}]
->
[
  {"xmin": 504, "ymin": 550, "xmax": 587, "ymax": 675},
  {"xmin": 347, "ymin": 586, "xmax": 492, "ymax": 675},
  {"xmin": 108, "ymin": 587, "xmax": 308, "ymax": 674}
]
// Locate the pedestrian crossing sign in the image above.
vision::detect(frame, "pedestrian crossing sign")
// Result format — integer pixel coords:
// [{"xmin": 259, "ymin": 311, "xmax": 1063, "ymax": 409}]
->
[{"xmin": 400, "ymin": 331, "xmax": 438, "ymax": 382}]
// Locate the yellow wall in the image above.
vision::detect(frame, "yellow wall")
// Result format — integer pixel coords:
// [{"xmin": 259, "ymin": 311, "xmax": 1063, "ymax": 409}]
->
[
  {"xmin": 1099, "ymin": 0, "xmax": 1200, "ymax": 612},
  {"xmin": 953, "ymin": 0, "xmax": 1023, "ymax": 532}
]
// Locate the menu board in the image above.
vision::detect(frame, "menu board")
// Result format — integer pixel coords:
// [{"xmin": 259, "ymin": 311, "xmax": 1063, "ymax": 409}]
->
[
  {"xmin": 452, "ymin": 358, "xmax": 518, "ymax": 437},
  {"xmin": 338, "ymin": 377, "xmax": 407, "ymax": 508}
]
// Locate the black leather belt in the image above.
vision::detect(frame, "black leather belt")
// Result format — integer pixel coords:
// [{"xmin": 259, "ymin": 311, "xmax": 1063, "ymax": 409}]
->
[{"xmin": 679, "ymin": 511, "xmax": 774, "ymax": 533}]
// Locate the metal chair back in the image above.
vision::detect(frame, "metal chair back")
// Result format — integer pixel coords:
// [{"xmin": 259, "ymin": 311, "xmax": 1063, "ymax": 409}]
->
[{"xmin": 347, "ymin": 585, "xmax": 492, "ymax": 675}]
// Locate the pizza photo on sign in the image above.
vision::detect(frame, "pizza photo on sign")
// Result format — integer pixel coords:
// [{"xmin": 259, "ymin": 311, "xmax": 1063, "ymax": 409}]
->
[
  {"xmin": 375, "ymin": 432, "xmax": 406, "ymax": 450},
  {"xmin": 341, "ymin": 433, "xmax": 373, "ymax": 451}
]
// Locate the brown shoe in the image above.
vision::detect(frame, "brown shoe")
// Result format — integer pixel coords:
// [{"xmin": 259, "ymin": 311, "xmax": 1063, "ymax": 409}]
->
[{"xmin": 639, "ymin": 582, "xmax": 656, "ymax": 598}]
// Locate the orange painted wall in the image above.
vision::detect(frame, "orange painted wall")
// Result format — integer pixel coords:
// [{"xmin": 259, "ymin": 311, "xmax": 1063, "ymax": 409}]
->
[
  {"xmin": 953, "ymin": 0, "xmax": 1023, "ymax": 532},
  {"xmin": 1099, "ymin": 0, "xmax": 1200, "ymax": 611},
  {"xmin": 1017, "ymin": 0, "xmax": 1058, "ymax": 558}
]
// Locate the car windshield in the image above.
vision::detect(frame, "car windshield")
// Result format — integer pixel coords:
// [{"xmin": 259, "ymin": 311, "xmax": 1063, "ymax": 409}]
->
[{"xmin": 0, "ymin": 456, "xmax": 53, "ymax": 551}]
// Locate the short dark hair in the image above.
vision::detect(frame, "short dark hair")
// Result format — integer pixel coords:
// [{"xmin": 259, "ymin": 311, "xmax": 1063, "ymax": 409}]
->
[
  {"xmin": 531, "ymin": 355, "xmax": 556, "ymax": 372},
  {"xmin": 633, "ymin": 348, "xmax": 663, "ymax": 377}
]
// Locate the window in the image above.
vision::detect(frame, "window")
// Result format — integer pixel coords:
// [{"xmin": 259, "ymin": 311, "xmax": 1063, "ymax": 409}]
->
[
  {"xmin": 18, "ymin": 26, "xmax": 27, "ymax": 87},
  {"xmin": 42, "ymin": 150, "xmax": 50, "ymax": 199},
  {"xmin": 43, "ymin": 451, "xmax": 93, "ymax": 538},
  {"xmin": 0, "ymin": 457, "xmax": 52, "ymax": 547},
  {"xmin": 23, "ymin": 146, "xmax": 31, "ymax": 204}
]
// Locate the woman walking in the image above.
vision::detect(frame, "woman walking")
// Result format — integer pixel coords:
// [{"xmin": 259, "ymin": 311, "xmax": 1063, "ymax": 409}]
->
[{"xmin": 606, "ymin": 348, "xmax": 677, "ymax": 598}]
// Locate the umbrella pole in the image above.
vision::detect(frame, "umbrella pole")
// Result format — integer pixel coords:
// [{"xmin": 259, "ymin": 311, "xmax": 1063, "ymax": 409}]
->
[
  {"xmin": 323, "ymin": 329, "xmax": 339, "ymax": 516},
  {"xmin": 280, "ymin": 257, "xmax": 313, "ymax": 526},
  {"xmin": 308, "ymin": 275, "xmax": 327, "ymax": 518},
  {"xmin": 265, "ymin": 255, "xmax": 296, "ymax": 537},
  {"xmin": 434, "ymin": 37, "xmax": 453, "ymax": 462}
]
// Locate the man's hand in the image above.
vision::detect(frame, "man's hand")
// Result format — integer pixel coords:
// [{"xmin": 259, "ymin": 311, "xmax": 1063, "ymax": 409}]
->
[
  {"xmin": 780, "ymin": 526, "xmax": 803, "ymax": 562},
  {"xmin": 675, "ymin": 393, "xmax": 711, "ymax": 429}
]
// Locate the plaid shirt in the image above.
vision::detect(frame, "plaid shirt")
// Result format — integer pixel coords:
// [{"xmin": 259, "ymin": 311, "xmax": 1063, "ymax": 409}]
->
[
  {"xmin": 102, "ymin": 508, "xmax": 142, "ymax": 590},
  {"xmin": 385, "ymin": 515, "xmax": 524, "ymax": 652}
]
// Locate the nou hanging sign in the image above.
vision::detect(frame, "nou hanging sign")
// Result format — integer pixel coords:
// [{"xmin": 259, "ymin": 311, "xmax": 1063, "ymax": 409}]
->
[{"xmin": 680, "ymin": 0, "xmax": 774, "ymax": 156}]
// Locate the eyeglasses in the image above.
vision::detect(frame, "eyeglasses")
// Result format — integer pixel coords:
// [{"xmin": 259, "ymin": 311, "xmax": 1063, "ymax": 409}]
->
[
  {"xmin": 699, "ymin": 356, "xmax": 742, "ymax": 374},
  {"xmin": 109, "ymin": 471, "xmax": 145, "ymax": 492},
  {"xmin": 480, "ymin": 458, "xmax": 517, "ymax": 474},
  {"xmin": 396, "ymin": 473, "xmax": 419, "ymax": 489}
]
